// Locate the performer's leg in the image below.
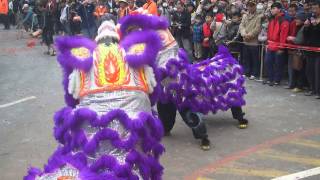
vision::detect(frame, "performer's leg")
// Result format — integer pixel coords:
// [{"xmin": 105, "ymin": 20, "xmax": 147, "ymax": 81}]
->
[
  {"xmin": 157, "ymin": 101, "xmax": 177, "ymax": 135},
  {"xmin": 179, "ymin": 109, "xmax": 210, "ymax": 150},
  {"xmin": 231, "ymin": 106, "xmax": 248, "ymax": 129}
]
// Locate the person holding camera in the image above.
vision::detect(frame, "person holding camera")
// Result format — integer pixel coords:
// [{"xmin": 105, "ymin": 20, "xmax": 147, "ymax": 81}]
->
[
  {"xmin": 171, "ymin": 3, "xmax": 193, "ymax": 61},
  {"xmin": 77, "ymin": 0, "xmax": 96, "ymax": 39},
  {"xmin": 303, "ymin": 0, "xmax": 320, "ymax": 99}
]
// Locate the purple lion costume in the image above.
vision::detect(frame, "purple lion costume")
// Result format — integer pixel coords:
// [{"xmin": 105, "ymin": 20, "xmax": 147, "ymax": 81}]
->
[
  {"xmin": 118, "ymin": 14, "xmax": 248, "ymax": 151},
  {"xmin": 24, "ymin": 16, "xmax": 167, "ymax": 180},
  {"xmin": 25, "ymin": 14, "xmax": 246, "ymax": 179}
]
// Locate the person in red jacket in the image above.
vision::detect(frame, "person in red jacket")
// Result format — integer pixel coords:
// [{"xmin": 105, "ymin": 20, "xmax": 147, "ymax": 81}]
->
[
  {"xmin": 0, "ymin": 0, "xmax": 9, "ymax": 29},
  {"xmin": 202, "ymin": 12, "xmax": 213, "ymax": 59},
  {"xmin": 265, "ymin": 2, "xmax": 289, "ymax": 86}
]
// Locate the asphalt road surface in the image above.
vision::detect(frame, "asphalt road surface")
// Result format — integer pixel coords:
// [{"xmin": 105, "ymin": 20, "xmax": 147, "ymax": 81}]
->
[{"xmin": 1, "ymin": 29, "xmax": 320, "ymax": 180}]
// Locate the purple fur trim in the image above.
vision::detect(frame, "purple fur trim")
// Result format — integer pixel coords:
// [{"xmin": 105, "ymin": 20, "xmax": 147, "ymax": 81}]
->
[
  {"xmin": 61, "ymin": 66, "xmax": 78, "ymax": 107},
  {"xmin": 55, "ymin": 36, "xmax": 96, "ymax": 72},
  {"xmin": 55, "ymin": 36, "xmax": 97, "ymax": 107},
  {"xmin": 121, "ymin": 30, "xmax": 162, "ymax": 68},
  {"xmin": 27, "ymin": 108, "xmax": 164, "ymax": 179},
  {"xmin": 24, "ymin": 167, "xmax": 42, "ymax": 180},
  {"xmin": 154, "ymin": 45, "xmax": 246, "ymax": 114},
  {"xmin": 119, "ymin": 14, "xmax": 169, "ymax": 37}
]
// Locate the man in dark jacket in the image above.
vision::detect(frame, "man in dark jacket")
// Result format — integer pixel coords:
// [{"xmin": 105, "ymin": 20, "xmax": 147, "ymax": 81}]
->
[
  {"xmin": 172, "ymin": 3, "xmax": 193, "ymax": 61},
  {"xmin": 77, "ymin": 0, "xmax": 96, "ymax": 39},
  {"xmin": 265, "ymin": 2, "xmax": 289, "ymax": 86},
  {"xmin": 303, "ymin": 0, "xmax": 320, "ymax": 99}
]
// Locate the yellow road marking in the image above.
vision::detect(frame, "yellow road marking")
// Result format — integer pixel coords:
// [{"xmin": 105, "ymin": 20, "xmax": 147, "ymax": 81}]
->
[
  {"xmin": 215, "ymin": 167, "xmax": 288, "ymax": 178},
  {"xmin": 288, "ymin": 139, "xmax": 320, "ymax": 149},
  {"xmin": 257, "ymin": 149, "xmax": 320, "ymax": 166},
  {"xmin": 196, "ymin": 177, "xmax": 214, "ymax": 180}
]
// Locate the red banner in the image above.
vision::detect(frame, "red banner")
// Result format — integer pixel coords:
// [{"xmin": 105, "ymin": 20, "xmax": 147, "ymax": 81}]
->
[{"xmin": 268, "ymin": 41, "xmax": 320, "ymax": 52}]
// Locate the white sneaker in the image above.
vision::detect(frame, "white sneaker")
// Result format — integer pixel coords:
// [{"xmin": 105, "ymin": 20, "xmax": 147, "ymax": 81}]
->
[{"xmin": 249, "ymin": 75, "xmax": 256, "ymax": 80}]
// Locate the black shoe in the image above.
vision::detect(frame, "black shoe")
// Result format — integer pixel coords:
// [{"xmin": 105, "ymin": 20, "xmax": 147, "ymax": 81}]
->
[
  {"xmin": 305, "ymin": 91, "xmax": 315, "ymax": 96},
  {"xmin": 238, "ymin": 118, "xmax": 248, "ymax": 129},
  {"xmin": 263, "ymin": 80, "xmax": 273, "ymax": 85},
  {"xmin": 269, "ymin": 81, "xmax": 274, "ymax": 86},
  {"xmin": 316, "ymin": 95, "xmax": 320, "ymax": 99},
  {"xmin": 200, "ymin": 138, "xmax": 211, "ymax": 151},
  {"xmin": 274, "ymin": 81, "xmax": 280, "ymax": 86}
]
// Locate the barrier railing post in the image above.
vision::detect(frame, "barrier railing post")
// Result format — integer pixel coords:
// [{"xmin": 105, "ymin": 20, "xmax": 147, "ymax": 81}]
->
[{"xmin": 258, "ymin": 44, "xmax": 265, "ymax": 81}]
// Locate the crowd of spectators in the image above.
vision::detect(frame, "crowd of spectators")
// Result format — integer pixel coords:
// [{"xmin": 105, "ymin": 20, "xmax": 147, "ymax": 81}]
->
[{"xmin": 1, "ymin": 0, "xmax": 320, "ymax": 99}]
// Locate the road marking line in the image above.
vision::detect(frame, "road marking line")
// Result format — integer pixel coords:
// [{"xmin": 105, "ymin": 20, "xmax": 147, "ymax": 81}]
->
[
  {"xmin": 271, "ymin": 167, "xmax": 320, "ymax": 180},
  {"xmin": 288, "ymin": 139, "xmax": 320, "ymax": 149},
  {"xmin": 215, "ymin": 167, "xmax": 288, "ymax": 178},
  {"xmin": 196, "ymin": 177, "xmax": 214, "ymax": 180},
  {"xmin": 257, "ymin": 149, "xmax": 320, "ymax": 166},
  {"xmin": 186, "ymin": 128, "xmax": 320, "ymax": 180},
  {"xmin": 0, "ymin": 96, "xmax": 36, "ymax": 109}
]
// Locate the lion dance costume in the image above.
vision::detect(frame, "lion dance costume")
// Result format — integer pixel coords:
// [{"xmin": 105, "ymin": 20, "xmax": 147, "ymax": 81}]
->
[{"xmin": 25, "ymin": 13, "xmax": 246, "ymax": 180}]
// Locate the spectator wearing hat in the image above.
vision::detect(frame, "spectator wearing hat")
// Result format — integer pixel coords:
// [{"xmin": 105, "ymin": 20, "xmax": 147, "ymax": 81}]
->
[
  {"xmin": 21, "ymin": 3, "xmax": 35, "ymax": 31},
  {"xmin": 303, "ymin": 0, "xmax": 320, "ymax": 99},
  {"xmin": 239, "ymin": 0, "xmax": 263, "ymax": 80},
  {"xmin": 0, "ymin": 0, "xmax": 10, "ymax": 29},
  {"xmin": 118, "ymin": 0, "xmax": 129, "ymax": 19},
  {"xmin": 143, "ymin": 0, "xmax": 158, "ymax": 16},
  {"xmin": 286, "ymin": 12, "xmax": 307, "ymax": 93},
  {"xmin": 265, "ymin": 2, "xmax": 289, "ymax": 86}
]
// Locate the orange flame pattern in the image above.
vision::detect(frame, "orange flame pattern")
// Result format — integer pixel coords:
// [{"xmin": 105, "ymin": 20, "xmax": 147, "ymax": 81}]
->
[
  {"xmin": 78, "ymin": 43, "xmax": 150, "ymax": 97},
  {"xmin": 94, "ymin": 44, "xmax": 130, "ymax": 87}
]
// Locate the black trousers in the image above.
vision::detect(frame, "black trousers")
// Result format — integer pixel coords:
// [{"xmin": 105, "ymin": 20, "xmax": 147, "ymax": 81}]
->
[
  {"xmin": 305, "ymin": 53, "xmax": 320, "ymax": 95},
  {"xmin": 157, "ymin": 101, "xmax": 208, "ymax": 139},
  {"xmin": 157, "ymin": 101, "xmax": 246, "ymax": 140},
  {"xmin": 242, "ymin": 44, "xmax": 260, "ymax": 77},
  {"xmin": 202, "ymin": 46, "xmax": 212, "ymax": 59},
  {"xmin": 0, "ymin": 14, "xmax": 10, "ymax": 29}
]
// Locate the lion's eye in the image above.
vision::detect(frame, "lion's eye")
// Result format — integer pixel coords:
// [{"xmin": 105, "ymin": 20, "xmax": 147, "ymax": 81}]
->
[
  {"xmin": 128, "ymin": 43, "xmax": 146, "ymax": 55},
  {"xmin": 71, "ymin": 47, "xmax": 91, "ymax": 59}
]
